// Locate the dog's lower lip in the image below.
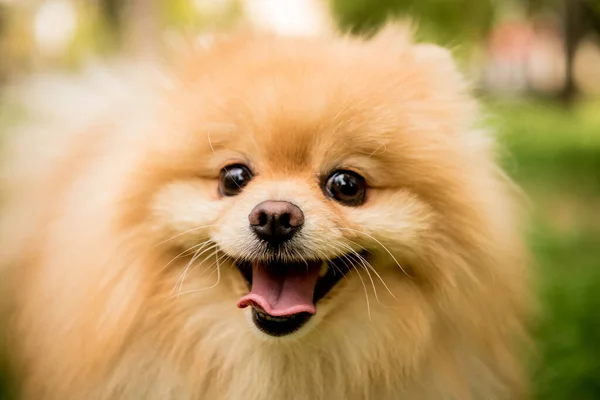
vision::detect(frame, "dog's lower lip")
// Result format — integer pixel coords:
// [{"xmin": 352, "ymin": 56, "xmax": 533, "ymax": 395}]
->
[{"xmin": 251, "ymin": 307, "xmax": 312, "ymax": 336}]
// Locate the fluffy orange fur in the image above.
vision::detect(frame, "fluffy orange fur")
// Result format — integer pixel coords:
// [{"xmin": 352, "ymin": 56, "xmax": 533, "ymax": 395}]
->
[{"xmin": 0, "ymin": 26, "xmax": 530, "ymax": 399}]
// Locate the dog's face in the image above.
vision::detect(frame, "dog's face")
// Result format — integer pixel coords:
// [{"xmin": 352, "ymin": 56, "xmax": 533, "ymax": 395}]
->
[
  {"xmin": 140, "ymin": 29, "xmax": 504, "ymax": 342},
  {"xmin": 0, "ymin": 24, "xmax": 530, "ymax": 398}
]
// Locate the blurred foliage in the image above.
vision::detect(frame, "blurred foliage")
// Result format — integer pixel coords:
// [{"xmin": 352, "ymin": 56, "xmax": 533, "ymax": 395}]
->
[
  {"xmin": 160, "ymin": 0, "xmax": 241, "ymax": 29},
  {"xmin": 488, "ymin": 100, "xmax": 600, "ymax": 399},
  {"xmin": 493, "ymin": 100, "xmax": 600, "ymax": 196},
  {"xmin": 528, "ymin": 0, "xmax": 600, "ymax": 13},
  {"xmin": 0, "ymin": 2, "xmax": 115, "ymax": 77},
  {"xmin": 0, "ymin": 0, "xmax": 243, "ymax": 80},
  {"xmin": 329, "ymin": 0, "xmax": 495, "ymax": 52}
]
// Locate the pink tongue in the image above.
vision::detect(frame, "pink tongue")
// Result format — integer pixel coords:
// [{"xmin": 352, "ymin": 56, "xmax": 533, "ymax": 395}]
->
[{"xmin": 237, "ymin": 261, "xmax": 321, "ymax": 317}]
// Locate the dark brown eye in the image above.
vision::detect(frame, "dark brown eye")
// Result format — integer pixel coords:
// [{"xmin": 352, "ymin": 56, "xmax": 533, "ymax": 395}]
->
[
  {"xmin": 219, "ymin": 165, "xmax": 253, "ymax": 197},
  {"xmin": 324, "ymin": 170, "xmax": 367, "ymax": 206}
]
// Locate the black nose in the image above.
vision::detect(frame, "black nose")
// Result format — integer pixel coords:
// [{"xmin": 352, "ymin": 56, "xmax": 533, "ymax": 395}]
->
[{"xmin": 248, "ymin": 201, "xmax": 304, "ymax": 244}]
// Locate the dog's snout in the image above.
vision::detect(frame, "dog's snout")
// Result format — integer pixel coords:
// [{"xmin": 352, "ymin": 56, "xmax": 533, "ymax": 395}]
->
[{"xmin": 249, "ymin": 201, "xmax": 304, "ymax": 243}]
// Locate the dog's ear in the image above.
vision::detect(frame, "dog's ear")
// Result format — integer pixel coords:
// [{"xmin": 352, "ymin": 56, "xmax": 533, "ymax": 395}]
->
[
  {"xmin": 413, "ymin": 43, "xmax": 463, "ymax": 79},
  {"xmin": 413, "ymin": 43, "xmax": 455, "ymax": 66},
  {"xmin": 368, "ymin": 21, "xmax": 415, "ymax": 50},
  {"xmin": 367, "ymin": 22, "xmax": 465, "ymax": 85}
]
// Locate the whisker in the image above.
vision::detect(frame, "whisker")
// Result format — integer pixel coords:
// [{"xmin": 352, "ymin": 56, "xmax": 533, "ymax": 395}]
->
[
  {"xmin": 176, "ymin": 251, "xmax": 226, "ymax": 296},
  {"xmin": 207, "ymin": 131, "xmax": 216, "ymax": 154},
  {"xmin": 195, "ymin": 248, "xmax": 225, "ymax": 280},
  {"xmin": 342, "ymin": 239, "xmax": 397, "ymax": 300},
  {"xmin": 155, "ymin": 224, "xmax": 221, "ymax": 247},
  {"xmin": 174, "ymin": 248, "xmax": 220, "ymax": 297},
  {"xmin": 172, "ymin": 243, "xmax": 218, "ymax": 296},
  {"xmin": 338, "ymin": 227, "xmax": 409, "ymax": 277},
  {"xmin": 159, "ymin": 240, "xmax": 211, "ymax": 273},
  {"xmin": 186, "ymin": 247, "xmax": 221, "ymax": 280},
  {"xmin": 326, "ymin": 245, "xmax": 371, "ymax": 319},
  {"xmin": 339, "ymin": 244, "xmax": 380, "ymax": 305},
  {"xmin": 314, "ymin": 249, "xmax": 348, "ymax": 281},
  {"xmin": 352, "ymin": 261, "xmax": 372, "ymax": 321}
]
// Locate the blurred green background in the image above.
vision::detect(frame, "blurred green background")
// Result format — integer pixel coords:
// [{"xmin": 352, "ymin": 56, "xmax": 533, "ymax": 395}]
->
[{"xmin": 1, "ymin": 0, "xmax": 599, "ymax": 398}]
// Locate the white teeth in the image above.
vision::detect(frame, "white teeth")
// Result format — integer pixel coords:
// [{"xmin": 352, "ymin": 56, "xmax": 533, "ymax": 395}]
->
[
  {"xmin": 319, "ymin": 261, "xmax": 328, "ymax": 277},
  {"xmin": 255, "ymin": 309, "xmax": 294, "ymax": 322}
]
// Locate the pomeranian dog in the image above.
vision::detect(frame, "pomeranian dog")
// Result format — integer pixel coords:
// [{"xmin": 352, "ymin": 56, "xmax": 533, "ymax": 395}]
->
[{"xmin": 0, "ymin": 26, "xmax": 530, "ymax": 399}]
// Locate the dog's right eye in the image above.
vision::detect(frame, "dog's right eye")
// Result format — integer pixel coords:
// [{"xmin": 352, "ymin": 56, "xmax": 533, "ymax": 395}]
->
[
  {"xmin": 219, "ymin": 165, "xmax": 253, "ymax": 197},
  {"xmin": 324, "ymin": 170, "xmax": 367, "ymax": 206}
]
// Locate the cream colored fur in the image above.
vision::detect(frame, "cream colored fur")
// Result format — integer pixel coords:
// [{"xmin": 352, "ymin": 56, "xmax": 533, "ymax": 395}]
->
[{"xmin": 0, "ymin": 26, "xmax": 530, "ymax": 399}]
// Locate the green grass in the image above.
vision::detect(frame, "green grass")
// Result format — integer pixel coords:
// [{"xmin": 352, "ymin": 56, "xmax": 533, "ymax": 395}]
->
[{"xmin": 487, "ymin": 99, "xmax": 600, "ymax": 399}]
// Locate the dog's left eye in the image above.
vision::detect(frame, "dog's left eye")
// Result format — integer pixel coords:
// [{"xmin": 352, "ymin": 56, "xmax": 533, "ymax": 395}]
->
[
  {"xmin": 324, "ymin": 170, "xmax": 367, "ymax": 206},
  {"xmin": 219, "ymin": 165, "xmax": 253, "ymax": 197}
]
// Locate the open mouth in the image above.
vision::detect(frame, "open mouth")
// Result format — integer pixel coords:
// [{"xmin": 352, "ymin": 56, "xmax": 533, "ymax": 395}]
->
[{"xmin": 236, "ymin": 252, "xmax": 366, "ymax": 337}]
